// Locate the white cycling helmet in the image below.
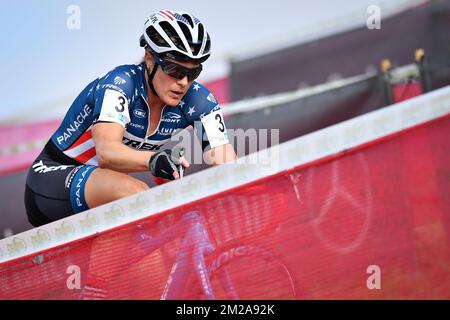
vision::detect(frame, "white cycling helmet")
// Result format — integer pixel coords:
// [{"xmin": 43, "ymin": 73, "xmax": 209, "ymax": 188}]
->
[{"xmin": 140, "ymin": 10, "xmax": 211, "ymax": 63}]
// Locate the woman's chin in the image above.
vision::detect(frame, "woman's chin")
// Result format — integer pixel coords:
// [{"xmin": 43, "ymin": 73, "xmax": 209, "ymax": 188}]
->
[{"xmin": 164, "ymin": 96, "xmax": 181, "ymax": 106}]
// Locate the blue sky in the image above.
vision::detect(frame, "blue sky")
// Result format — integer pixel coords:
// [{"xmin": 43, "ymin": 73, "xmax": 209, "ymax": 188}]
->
[{"xmin": 0, "ymin": 0, "xmax": 418, "ymax": 122}]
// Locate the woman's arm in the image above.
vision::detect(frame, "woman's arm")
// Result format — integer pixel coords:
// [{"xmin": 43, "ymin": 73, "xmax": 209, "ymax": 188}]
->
[
  {"xmin": 92, "ymin": 122, "xmax": 153, "ymax": 173},
  {"xmin": 203, "ymin": 143, "xmax": 237, "ymax": 166}
]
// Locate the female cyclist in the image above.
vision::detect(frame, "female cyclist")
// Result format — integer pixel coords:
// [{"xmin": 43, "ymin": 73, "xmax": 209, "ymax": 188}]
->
[{"xmin": 25, "ymin": 10, "xmax": 237, "ymax": 227}]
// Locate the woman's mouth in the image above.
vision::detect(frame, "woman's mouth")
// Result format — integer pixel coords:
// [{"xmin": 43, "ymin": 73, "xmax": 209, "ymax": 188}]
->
[{"xmin": 170, "ymin": 90, "xmax": 183, "ymax": 99}]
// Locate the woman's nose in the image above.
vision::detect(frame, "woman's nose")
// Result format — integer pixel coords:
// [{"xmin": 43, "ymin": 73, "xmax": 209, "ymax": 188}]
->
[{"xmin": 177, "ymin": 75, "xmax": 189, "ymax": 86}]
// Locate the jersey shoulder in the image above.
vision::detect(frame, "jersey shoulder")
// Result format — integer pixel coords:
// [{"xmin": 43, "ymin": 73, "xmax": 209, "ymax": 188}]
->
[
  {"xmin": 181, "ymin": 81, "xmax": 221, "ymax": 121},
  {"xmin": 92, "ymin": 64, "xmax": 145, "ymax": 127},
  {"xmin": 95, "ymin": 64, "xmax": 144, "ymax": 102}
]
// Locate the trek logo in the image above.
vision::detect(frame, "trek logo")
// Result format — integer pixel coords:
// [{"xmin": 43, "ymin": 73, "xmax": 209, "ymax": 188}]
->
[
  {"xmin": 123, "ymin": 137, "xmax": 163, "ymax": 151},
  {"xmin": 161, "ymin": 112, "xmax": 182, "ymax": 124},
  {"xmin": 56, "ymin": 105, "xmax": 92, "ymax": 145},
  {"xmin": 33, "ymin": 161, "xmax": 74, "ymax": 174},
  {"xmin": 207, "ymin": 93, "xmax": 217, "ymax": 104},
  {"xmin": 114, "ymin": 76, "xmax": 126, "ymax": 85},
  {"xmin": 133, "ymin": 109, "xmax": 146, "ymax": 119}
]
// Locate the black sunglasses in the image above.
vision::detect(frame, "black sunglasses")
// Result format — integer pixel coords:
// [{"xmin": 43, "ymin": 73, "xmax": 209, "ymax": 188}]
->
[{"xmin": 154, "ymin": 56, "xmax": 203, "ymax": 81}]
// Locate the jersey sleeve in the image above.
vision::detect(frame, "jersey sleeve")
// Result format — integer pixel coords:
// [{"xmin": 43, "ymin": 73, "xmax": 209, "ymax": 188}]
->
[
  {"xmin": 92, "ymin": 67, "xmax": 134, "ymax": 128},
  {"xmin": 182, "ymin": 82, "xmax": 230, "ymax": 150}
]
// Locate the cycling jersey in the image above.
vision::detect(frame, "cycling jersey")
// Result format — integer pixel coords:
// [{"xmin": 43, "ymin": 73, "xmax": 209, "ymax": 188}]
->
[
  {"xmin": 25, "ymin": 63, "xmax": 229, "ymax": 226},
  {"xmin": 50, "ymin": 62, "xmax": 229, "ymax": 165}
]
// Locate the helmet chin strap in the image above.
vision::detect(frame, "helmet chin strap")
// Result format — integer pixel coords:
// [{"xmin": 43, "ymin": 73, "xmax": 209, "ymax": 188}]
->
[{"xmin": 146, "ymin": 62, "xmax": 160, "ymax": 98}]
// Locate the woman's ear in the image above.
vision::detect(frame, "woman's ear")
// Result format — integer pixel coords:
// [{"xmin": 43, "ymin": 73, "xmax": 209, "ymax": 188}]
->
[{"xmin": 144, "ymin": 51, "xmax": 154, "ymax": 69}]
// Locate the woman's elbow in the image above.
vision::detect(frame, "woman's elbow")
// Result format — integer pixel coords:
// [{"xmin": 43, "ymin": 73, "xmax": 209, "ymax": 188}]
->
[{"xmin": 96, "ymin": 147, "xmax": 111, "ymax": 169}]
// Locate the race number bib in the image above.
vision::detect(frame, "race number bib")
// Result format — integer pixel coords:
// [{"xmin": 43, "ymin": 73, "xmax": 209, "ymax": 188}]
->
[
  {"xmin": 97, "ymin": 89, "xmax": 130, "ymax": 127},
  {"xmin": 201, "ymin": 109, "xmax": 229, "ymax": 148}
]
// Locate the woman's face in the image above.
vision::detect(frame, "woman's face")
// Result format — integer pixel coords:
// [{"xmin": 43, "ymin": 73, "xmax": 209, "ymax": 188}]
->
[{"xmin": 145, "ymin": 53, "xmax": 199, "ymax": 106}]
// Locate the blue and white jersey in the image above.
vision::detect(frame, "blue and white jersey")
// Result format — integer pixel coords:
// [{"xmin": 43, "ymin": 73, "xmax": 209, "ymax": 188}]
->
[{"xmin": 50, "ymin": 63, "xmax": 229, "ymax": 165}]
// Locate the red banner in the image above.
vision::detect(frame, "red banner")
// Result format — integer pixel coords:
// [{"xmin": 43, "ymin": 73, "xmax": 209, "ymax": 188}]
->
[
  {"xmin": 0, "ymin": 114, "xmax": 449, "ymax": 299},
  {"xmin": 392, "ymin": 81, "xmax": 423, "ymax": 103}
]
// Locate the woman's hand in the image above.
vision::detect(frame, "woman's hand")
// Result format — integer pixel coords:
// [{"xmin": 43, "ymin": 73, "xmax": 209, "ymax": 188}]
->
[{"xmin": 148, "ymin": 147, "xmax": 189, "ymax": 180}]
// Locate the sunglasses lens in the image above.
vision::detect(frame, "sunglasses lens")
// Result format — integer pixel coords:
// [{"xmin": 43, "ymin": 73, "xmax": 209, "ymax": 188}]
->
[
  {"xmin": 162, "ymin": 61, "xmax": 202, "ymax": 81},
  {"xmin": 162, "ymin": 64, "xmax": 183, "ymax": 79},
  {"xmin": 188, "ymin": 67, "xmax": 202, "ymax": 81}
]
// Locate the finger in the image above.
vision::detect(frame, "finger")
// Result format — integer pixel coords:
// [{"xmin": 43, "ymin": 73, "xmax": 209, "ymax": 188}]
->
[
  {"xmin": 164, "ymin": 156, "xmax": 178, "ymax": 173},
  {"xmin": 179, "ymin": 157, "xmax": 190, "ymax": 168},
  {"xmin": 160, "ymin": 157, "xmax": 177, "ymax": 180},
  {"xmin": 173, "ymin": 170, "xmax": 180, "ymax": 180}
]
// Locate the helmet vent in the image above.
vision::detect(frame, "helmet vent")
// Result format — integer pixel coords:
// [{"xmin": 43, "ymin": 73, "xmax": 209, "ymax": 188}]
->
[
  {"xmin": 204, "ymin": 33, "xmax": 211, "ymax": 54},
  {"xmin": 160, "ymin": 21, "xmax": 188, "ymax": 53},
  {"xmin": 182, "ymin": 14, "xmax": 195, "ymax": 28},
  {"xmin": 177, "ymin": 21, "xmax": 193, "ymax": 44},
  {"xmin": 146, "ymin": 26, "xmax": 170, "ymax": 48},
  {"xmin": 191, "ymin": 23, "xmax": 204, "ymax": 55}
]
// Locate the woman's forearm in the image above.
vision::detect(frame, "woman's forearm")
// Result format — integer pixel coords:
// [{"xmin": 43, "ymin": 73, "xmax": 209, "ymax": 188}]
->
[
  {"xmin": 204, "ymin": 143, "xmax": 237, "ymax": 165},
  {"xmin": 96, "ymin": 141, "xmax": 154, "ymax": 173}
]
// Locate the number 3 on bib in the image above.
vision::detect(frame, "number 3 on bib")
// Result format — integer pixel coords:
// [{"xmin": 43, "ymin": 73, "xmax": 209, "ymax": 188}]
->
[
  {"xmin": 201, "ymin": 110, "xmax": 229, "ymax": 148},
  {"xmin": 97, "ymin": 89, "xmax": 131, "ymax": 127}
]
